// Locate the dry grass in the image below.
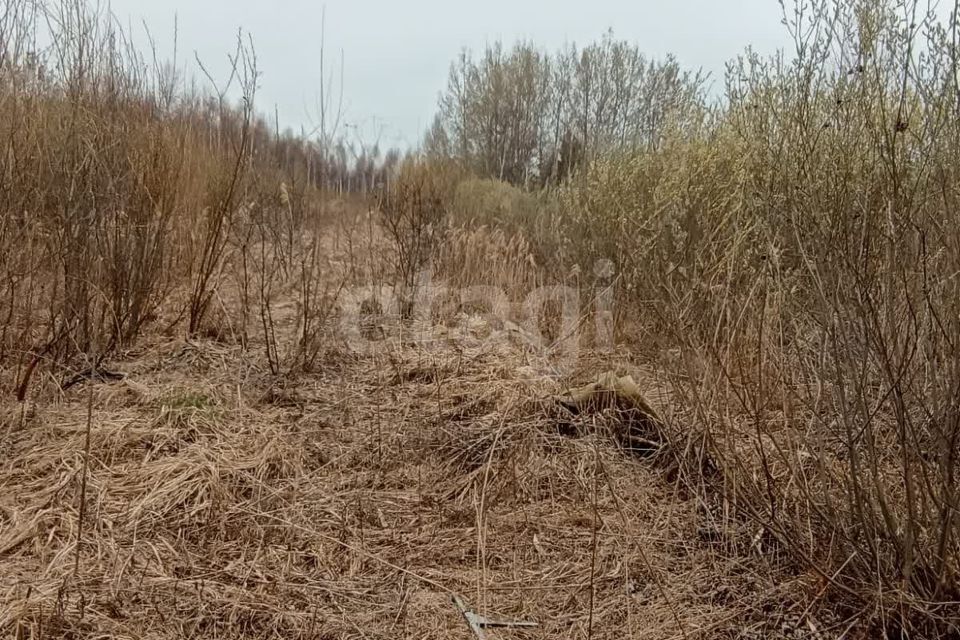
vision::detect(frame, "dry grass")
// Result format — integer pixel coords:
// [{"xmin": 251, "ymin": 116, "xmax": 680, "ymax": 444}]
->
[
  {"xmin": 5, "ymin": 0, "xmax": 960, "ymax": 638},
  {"xmin": 0, "ymin": 318, "xmax": 820, "ymax": 639},
  {"xmin": 0, "ymin": 199, "xmax": 820, "ymax": 638}
]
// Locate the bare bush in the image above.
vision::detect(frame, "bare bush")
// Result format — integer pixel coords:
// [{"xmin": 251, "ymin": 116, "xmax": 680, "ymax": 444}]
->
[
  {"xmin": 535, "ymin": 0, "xmax": 960, "ymax": 632},
  {"xmin": 187, "ymin": 34, "xmax": 259, "ymax": 336},
  {"xmin": 376, "ymin": 159, "xmax": 456, "ymax": 313}
]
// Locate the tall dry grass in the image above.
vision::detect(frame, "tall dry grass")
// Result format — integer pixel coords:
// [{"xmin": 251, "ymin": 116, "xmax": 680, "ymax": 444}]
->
[
  {"xmin": 430, "ymin": 0, "xmax": 960, "ymax": 633},
  {"xmin": 0, "ymin": 0, "xmax": 357, "ymax": 396},
  {"xmin": 485, "ymin": 0, "xmax": 960, "ymax": 633}
]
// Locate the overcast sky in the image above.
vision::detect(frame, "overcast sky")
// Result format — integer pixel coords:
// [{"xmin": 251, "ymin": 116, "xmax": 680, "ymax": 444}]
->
[{"xmin": 102, "ymin": 1, "xmax": 823, "ymax": 148}]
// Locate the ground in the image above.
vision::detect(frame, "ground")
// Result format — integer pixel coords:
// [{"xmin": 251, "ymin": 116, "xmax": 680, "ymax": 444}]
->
[
  {"xmin": 0, "ymin": 320, "xmax": 831, "ymax": 639},
  {"xmin": 1, "ymin": 218, "xmax": 827, "ymax": 639}
]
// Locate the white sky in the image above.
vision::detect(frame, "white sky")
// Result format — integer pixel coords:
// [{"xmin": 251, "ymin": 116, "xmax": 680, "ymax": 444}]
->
[{"xmin": 100, "ymin": 0, "xmax": 946, "ymax": 149}]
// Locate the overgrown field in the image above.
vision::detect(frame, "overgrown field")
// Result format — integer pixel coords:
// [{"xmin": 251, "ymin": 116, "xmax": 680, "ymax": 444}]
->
[{"xmin": 3, "ymin": 0, "xmax": 960, "ymax": 637}]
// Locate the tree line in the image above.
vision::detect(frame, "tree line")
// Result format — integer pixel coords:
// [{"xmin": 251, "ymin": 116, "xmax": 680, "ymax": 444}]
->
[{"xmin": 424, "ymin": 32, "xmax": 708, "ymax": 186}]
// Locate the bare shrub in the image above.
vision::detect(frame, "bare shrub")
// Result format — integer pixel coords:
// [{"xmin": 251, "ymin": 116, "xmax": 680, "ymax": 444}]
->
[
  {"xmin": 187, "ymin": 35, "xmax": 259, "ymax": 336},
  {"xmin": 0, "ymin": 0, "xmax": 200, "ymax": 390},
  {"xmin": 544, "ymin": 1, "xmax": 960, "ymax": 632},
  {"xmin": 0, "ymin": 0, "xmax": 349, "ymax": 396},
  {"xmin": 376, "ymin": 159, "xmax": 457, "ymax": 314}
]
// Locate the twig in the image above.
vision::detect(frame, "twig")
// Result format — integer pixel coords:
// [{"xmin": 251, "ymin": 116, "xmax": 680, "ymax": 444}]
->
[
  {"xmin": 587, "ymin": 439, "xmax": 600, "ymax": 640},
  {"xmin": 452, "ymin": 594, "xmax": 538, "ymax": 640},
  {"xmin": 73, "ymin": 383, "xmax": 93, "ymax": 577}
]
